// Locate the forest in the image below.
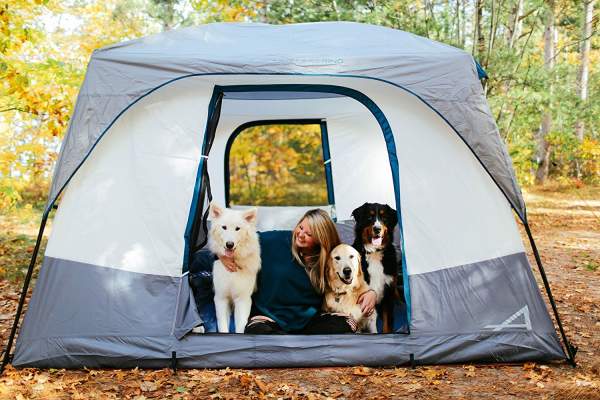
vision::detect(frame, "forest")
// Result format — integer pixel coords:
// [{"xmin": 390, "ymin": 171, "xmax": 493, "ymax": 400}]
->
[{"xmin": 1, "ymin": 0, "xmax": 598, "ymax": 211}]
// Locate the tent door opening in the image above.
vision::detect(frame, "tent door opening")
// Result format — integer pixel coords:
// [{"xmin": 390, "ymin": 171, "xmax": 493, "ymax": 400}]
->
[{"xmin": 184, "ymin": 83, "xmax": 410, "ymax": 334}]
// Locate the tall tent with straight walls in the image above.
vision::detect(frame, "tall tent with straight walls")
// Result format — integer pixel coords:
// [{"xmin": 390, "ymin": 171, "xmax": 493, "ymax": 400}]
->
[{"xmin": 1, "ymin": 22, "xmax": 575, "ymax": 370}]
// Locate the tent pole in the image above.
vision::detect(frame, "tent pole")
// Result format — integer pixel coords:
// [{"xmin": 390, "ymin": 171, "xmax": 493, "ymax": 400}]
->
[
  {"xmin": 524, "ymin": 222, "xmax": 577, "ymax": 367},
  {"xmin": 0, "ymin": 211, "xmax": 49, "ymax": 375}
]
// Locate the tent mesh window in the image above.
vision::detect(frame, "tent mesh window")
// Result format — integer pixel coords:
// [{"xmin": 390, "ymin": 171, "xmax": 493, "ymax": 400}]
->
[{"xmin": 226, "ymin": 122, "xmax": 329, "ymax": 207}]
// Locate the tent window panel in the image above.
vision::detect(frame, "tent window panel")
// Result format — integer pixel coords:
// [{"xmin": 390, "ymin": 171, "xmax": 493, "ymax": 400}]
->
[{"xmin": 228, "ymin": 123, "xmax": 328, "ymax": 206}]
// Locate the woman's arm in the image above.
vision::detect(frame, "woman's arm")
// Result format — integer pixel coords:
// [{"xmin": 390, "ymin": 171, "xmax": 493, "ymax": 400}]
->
[{"xmin": 357, "ymin": 289, "xmax": 377, "ymax": 316}]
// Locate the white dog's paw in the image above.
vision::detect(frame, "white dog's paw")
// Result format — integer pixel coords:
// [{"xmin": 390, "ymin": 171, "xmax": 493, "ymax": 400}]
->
[{"xmin": 191, "ymin": 324, "xmax": 205, "ymax": 334}]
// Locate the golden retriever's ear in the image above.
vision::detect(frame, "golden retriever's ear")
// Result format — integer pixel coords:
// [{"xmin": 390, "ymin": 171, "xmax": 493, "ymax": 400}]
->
[
  {"xmin": 325, "ymin": 256, "xmax": 334, "ymax": 288},
  {"xmin": 356, "ymin": 253, "xmax": 363, "ymax": 277}
]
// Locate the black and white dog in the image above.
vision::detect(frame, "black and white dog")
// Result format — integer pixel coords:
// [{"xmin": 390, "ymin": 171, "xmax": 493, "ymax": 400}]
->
[{"xmin": 351, "ymin": 202, "xmax": 402, "ymax": 333}]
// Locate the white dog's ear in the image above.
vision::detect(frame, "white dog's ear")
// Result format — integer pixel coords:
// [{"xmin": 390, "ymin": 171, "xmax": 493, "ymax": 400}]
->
[
  {"xmin": 210, "ymin": 203, "xmax": 224, "ymax": 219},
  {"xmin": 243, "ymin": 207, "xmax": 257, "ymax": 224}
]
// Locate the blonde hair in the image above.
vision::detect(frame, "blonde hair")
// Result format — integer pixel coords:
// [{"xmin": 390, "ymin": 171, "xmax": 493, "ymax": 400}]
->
[{"xmin": 291, "ymin": 209, "xmax": 341, "ymax": 294}]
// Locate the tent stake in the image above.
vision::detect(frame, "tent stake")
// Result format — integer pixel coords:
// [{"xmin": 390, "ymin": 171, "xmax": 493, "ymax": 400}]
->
[
  {"xmin": 171, "ymin": 351, "xmax": 178, "ymax": 374},
  {"xmin": 0, "ymin": 212, "xmax": 49, "ymax": 375},
  {"xmin": 524, "ymin": 222, "xmax": 577, "ymax": 367},
  {"xmin": 409, "ymin": 353, "xmax": 416, "ymax": 369}
]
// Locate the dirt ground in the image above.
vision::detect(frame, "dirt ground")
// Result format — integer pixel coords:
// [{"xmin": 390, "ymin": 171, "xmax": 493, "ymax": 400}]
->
[{"xmin": 0, "ymin": 186, "xmax": 598, "ymax": 399}]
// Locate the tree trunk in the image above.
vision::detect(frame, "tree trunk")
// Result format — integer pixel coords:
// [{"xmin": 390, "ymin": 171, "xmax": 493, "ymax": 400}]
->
[
  {"xmin": 473, "ymin": 0, "xmax": 486, "ymax": 59},
  {"xmin": 575, "ymin": 0, "xmax": 595, "ymax": 143},
  {"xmin": 535, "ymin": 0, "xmax": 555, "ymax": 185},
  {"xmin": 535, "ymin": 114, "xmax": 552, "ymax": 184},
  {"xmin": 455, "ymin": 0, "xmax": 461, "ymax": 45},
  {"xmin": 507, "ymin": 0, "xmax": 524, "ymax": 49},
  {"xmin": 461, "ymin": 0, "xmax": 467, "ymax": 47}
]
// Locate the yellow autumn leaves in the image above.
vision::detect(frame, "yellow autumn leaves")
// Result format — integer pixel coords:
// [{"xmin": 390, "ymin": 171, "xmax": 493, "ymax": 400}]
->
[{"xmin": 229, "ymin": 123, "xmax": 328, "ymax": 206}]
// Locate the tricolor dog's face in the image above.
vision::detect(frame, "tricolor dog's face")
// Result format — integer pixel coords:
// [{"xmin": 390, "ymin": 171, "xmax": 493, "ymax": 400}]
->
[
  {"xmin": 327, "ymin": 244, "xmax": 362, "ymax": 288},
  {"xmin": 352, "ymin": 203, "xmax": 398, "ymax": 250},
  {"xmin": 208, "ymin": 203, "xmax": 257, "ymax": 257}
]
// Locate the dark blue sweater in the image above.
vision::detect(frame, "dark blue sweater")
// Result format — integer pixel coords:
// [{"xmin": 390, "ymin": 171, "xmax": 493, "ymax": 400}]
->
[
  {"xmin": 252, "ymin": 231, "xmax": 322, "ymax": 331},
  {"xmin": 189, "ymin": 230, "xmax": 322, "ymax": 332}
]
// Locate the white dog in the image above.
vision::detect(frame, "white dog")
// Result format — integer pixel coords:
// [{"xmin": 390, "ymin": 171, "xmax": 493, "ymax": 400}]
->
[{"xmin": 209, "ymin": 203, "xmax": 261, "ymax": 333}]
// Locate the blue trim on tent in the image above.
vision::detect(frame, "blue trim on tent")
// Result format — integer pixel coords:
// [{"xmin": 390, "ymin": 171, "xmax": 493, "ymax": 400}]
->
[
  {"xmin": 185, "ymin": 83, "xmax": 411, "ymax": 324},
  {"xmin": 475, "ymin": 60, "xmax": 488, "ymax": 80},
  {"xmin": 45, "ymin": 72, "xmax": 525, "ymax": 225},
  {"xmin": 182, "ymin": 90, "xmax": 221, "ymax": 271},
  {"xmin": 223, "ymin": 119, "xmax": 326, "ymax": 208},
  {"xmin": 320, "ymin": 120, "xmax": 336, "ymax": 210}
]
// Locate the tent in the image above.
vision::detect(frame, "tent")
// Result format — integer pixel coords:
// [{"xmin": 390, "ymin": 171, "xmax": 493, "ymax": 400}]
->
[{"xmin": 2, "ymin": 22, "xmax": 576, "ymax": 370}]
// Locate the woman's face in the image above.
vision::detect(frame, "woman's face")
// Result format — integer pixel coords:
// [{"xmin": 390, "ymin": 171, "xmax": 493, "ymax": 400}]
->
[{"xmin": 295, "ymin": 218, "xmax": 317, "ymax": 250}]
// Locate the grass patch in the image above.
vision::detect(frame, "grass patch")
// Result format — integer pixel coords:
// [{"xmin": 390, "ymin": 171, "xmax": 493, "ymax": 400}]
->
[{"xmin": 583, "ymin": 261, "xmax": 599, "ymax": 272}]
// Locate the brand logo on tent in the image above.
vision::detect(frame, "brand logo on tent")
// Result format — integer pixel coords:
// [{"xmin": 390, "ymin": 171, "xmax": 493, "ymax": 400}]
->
[
  {"xmin": 292, "ymin": 57, "xmax": 344, "ymax": 66},
  {"xmin": 484, "ymin": 306, "xmax": 532, "ymax": 331}
]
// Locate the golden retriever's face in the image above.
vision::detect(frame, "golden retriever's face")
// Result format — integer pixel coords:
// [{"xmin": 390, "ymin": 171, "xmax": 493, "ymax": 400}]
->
[{"xmin": 328, "ymin": 244, "xmax": 361, "ymax": 286}]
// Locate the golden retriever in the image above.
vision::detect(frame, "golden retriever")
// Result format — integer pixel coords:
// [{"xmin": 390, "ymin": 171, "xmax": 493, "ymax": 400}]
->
[{"xmin": 323, "ymin": 244, "xmax": 377, "ymax": 333}]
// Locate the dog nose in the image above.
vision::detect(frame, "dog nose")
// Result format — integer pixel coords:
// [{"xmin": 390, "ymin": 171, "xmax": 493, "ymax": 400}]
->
[
  {"xmin": 343, "ymin": 267, "xmax": 352, "ymax": 277},
  {"xmin": 373, "ymin": 226, "xmax": 381, "ymax": 235},
  {"xmin": 226, "ymin": 241, "xmax": 234, "ymax": 249}
]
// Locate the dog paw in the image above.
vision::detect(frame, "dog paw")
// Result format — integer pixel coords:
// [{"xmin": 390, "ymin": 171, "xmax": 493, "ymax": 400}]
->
[{"xmin": 191, "ymin": 325, "xmax": 205, "ymax": 334}]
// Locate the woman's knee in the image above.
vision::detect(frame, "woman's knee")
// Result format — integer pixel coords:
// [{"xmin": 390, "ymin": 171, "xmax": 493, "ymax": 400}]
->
[
  {"xmin": 302, "ymin": 313, "xmax": 356, "ymax": 334},
  {"xmin": 244, "ymin": 315, "xmax": 284, "ymax": 334}
]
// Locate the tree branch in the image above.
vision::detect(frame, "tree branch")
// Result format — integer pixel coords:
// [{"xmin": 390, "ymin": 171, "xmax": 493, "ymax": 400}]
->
[{"xmin": 0, "ymin": 107, "xmax": 36, "ymax": 115}]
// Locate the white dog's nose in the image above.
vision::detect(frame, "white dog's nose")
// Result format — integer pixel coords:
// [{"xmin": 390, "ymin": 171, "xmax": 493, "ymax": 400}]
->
[{"xmin": 226, "ymin": 241, "xmax": 234, "ymax": 249}]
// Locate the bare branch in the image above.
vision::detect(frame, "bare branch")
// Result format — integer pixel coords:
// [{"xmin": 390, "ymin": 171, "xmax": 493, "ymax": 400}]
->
[{"xmin": 0, "ymin": 107, "xmax": 36, "ymax": 115}]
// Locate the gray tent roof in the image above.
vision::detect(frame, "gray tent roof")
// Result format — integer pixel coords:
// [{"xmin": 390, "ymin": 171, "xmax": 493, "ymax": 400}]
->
[{"xmin": 49, "ymin": 22, "xmax": 525, "ymax": 219}]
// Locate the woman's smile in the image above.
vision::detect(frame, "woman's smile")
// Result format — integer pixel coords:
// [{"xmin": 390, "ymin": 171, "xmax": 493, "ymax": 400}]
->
[{"xmin": 295, "ymin": 219, "xmax": 316, "ymax": 249}]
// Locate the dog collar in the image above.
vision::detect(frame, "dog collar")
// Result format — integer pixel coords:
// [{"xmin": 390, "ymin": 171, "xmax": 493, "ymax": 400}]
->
[{"xmin": 334, "ymin": 291, "xmax": 347, "ymax": 302}]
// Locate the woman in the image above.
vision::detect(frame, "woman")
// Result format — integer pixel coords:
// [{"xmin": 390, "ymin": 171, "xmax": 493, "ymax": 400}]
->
[{"xmin": 218, "ymin": 208, "xmax": 377, "ymax": 334}]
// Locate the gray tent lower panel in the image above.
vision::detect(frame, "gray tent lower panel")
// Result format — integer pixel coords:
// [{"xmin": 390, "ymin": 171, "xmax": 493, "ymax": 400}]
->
[
  {"xmin": 12, "ymin": 256, "xmax": 197, "ymax": 367},
  {"xmin": 13, "ymin": 331, "xmax": 564, "ymax": 369},
  {"xmin": 12, "ymin": 254, "xmax": 566, "ymax": 369}
]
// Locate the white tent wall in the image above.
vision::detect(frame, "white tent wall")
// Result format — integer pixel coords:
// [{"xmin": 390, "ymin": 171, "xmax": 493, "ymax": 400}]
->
[
  {"xmin": 12, "ymin": 73, "xmax": 565, "ymax": 368},
  {"xmin": 43, "ymin": 73, "xmax": 526, "ymax": 277},
  {"xmin": 44, "ymin": 78, "xmax": 214, "ymax": 277}
]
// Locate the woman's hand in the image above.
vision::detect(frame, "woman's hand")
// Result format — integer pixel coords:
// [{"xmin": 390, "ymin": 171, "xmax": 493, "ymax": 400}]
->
[
  {"xmin": 357, "ymin": 290, "xmax": 377, "ymax": 316},
  {"xmin": 218, "ymin": 254, "xmax": 238, "ymax": 272}
]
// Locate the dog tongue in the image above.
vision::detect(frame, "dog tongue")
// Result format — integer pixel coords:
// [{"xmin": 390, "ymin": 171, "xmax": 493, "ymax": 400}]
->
[
  {"xmin": 372, "ymin": 237, "xmax": 383, "ymax": 247},
  {"xmin": 224, "ymin": 249, "xmax": 234, "ymax": 257}
]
